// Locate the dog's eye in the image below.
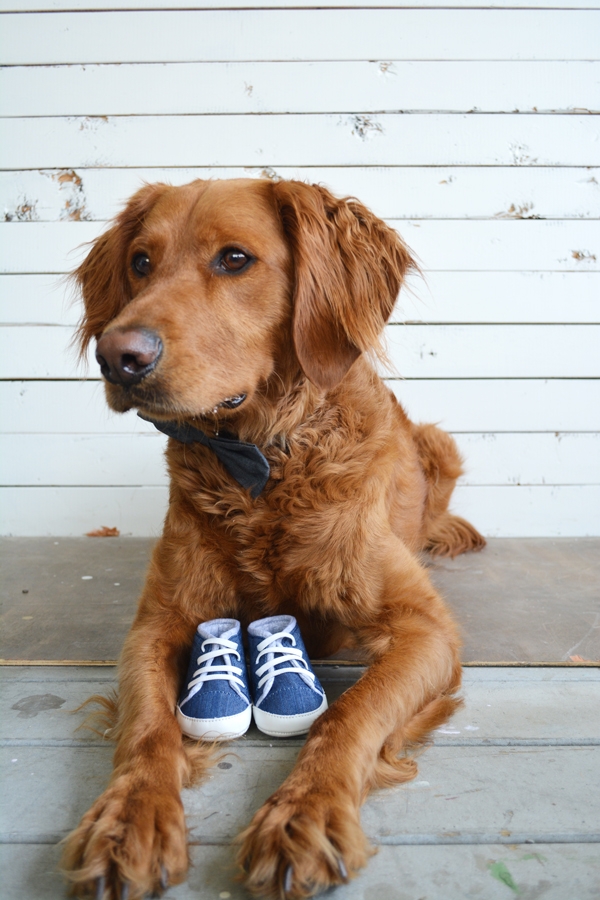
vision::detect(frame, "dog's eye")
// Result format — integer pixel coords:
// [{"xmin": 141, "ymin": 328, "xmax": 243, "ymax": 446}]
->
[
  {"xmin": 131, "ymin": 253, "xmax": 151, "ymax": 277},
  {"xmin": 218, "ymin": 248, "xmax": 252, "ymax": 273}
]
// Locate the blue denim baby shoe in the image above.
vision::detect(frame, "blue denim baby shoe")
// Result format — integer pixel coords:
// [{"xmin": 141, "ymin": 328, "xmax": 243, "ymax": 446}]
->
[
  {"xmin": 247, "ymin": 615, "xmax": 328, "ymax": 737},
  {"xmin": 176, "ymin": 619, "xmax": 252, "ymax": 741}
]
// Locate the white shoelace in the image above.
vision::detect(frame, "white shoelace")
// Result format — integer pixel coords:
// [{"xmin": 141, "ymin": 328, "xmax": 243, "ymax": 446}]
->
[
  {"xmin": 255, "ymin": 631, "xmax": 316, "ymax": 691},
  {"xmin": 187, "ymin": 636, "xmax": 245, "ymax": 691}
]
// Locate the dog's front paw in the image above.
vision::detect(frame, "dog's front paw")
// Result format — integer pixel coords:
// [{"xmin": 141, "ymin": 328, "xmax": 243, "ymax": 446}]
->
[
  {"xmin": 61, "ymin": 773, "xmax": 188, "ymax": 899},
  {"xmin": 236, "ymin": 785, "xmax": 372, "ymax": 899}
]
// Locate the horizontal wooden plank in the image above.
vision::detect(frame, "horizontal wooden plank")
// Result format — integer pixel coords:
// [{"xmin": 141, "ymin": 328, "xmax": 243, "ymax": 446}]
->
[
  {"xmin": 1, "ymin": 324, "xmax": 598, "ymax": 379},
  {"xmin": 3, "ymin": 115, "xmax": 599, "ymax": 170},
  {"xmin": 191, "ymin": 746, "xmax": 600, "ymax": 841},
  {"xmin": 3, "ymin": 667, "xmax": 598, "ymax": 743},
  {"xmin": 2, "ymin": 61, "xmax": 599, "ymax": 117},
  {"xmin": 3, "ymin": 844, "xmax": 599, "ymax": 900},
  {"xmin": 391, "ymin": 379, "xmax": 600, "ymax": 433},
  {"xmin": 454, "ymin": 433, "xmax": 600, "ymax": 486},
  {"xmin": 0, "ymin": 380, "xmax": 164, "ymax": 433},
  {"xmin": 0, "ymin": 486, "xmax": 168, "ymax": 535},
  {"xmin": 453, "ymin": 485, "xmax": 600, "ymax": 538},
  {"xmin": 0, "ymin": 276, "xmax": 74, "ymax": 325},
  {"xmin": 4, "ymin": 271, "xmax": 600, "ymax": 326},
  {"xmin": 1, "ymin": 743, "xmax": 599, "ymax": 839},
  {"xmin": 2, "ymin": 221, "xmax": 599, "ymax": 276},
  {"xmin": 398, "ymin": 271, "xmax": 600, "ymax": 324},
  {"xmin": 3, "ymin": 167, "xmax": 600, "ymax": 223},
  {"xmin": 0, "ymin": 326, "xmax": 92, "ymax": 378},
  {"xmin": 0, "ymin": 433, "xmax": 168, "ymax": 486},
  {"xmin": 2, "ymin": 432, "xmax": 597, "ymax": 487},
  {"xmin": 1, "ymin": 485, "xmax": 599, "ymax": 537},
  {"xmin": 0, "ymin": 486, "xmax": 169, "ymax": 535},
  {"xmin": 3, "ymin": 11, "xmax": 599, "ymax": 66},
  {"xmin": 4, "ymin": 379, "xmax": 600, "ymax": 434},
  {"xmin": 385, "ymin": 324, "xmax": 600, "ymax": 379}
]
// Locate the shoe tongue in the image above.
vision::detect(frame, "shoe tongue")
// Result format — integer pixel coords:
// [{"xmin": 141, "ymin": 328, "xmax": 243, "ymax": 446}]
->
[
  {"xmin": 253, "ymin": 615, "xmax": 295, "ymax": 640},
  {"xmin": 198, "ymin": 619, "xmax": 238, "ymax": 642}
]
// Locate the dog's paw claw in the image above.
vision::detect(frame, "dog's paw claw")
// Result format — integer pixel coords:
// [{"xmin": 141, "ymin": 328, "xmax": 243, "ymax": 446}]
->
[
  {"xmin": 95, "ymin": 876, "xmax": 106, "ymax": 900},
  {"xmin": 338, "ymin": 858, "xmax": 348, "ymax": 882},
  {"xmin": 284, "ymin": 864, "xmax": 293, "ymax": 894},
  {"xmin": 160, "ymin": 865, "xmax": 169, "ymax": 891}
]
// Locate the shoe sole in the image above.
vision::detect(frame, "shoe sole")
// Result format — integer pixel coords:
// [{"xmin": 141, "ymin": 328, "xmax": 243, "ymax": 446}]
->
[
  {"xmin": 253, "ymin": 694, "xmax": 328, "ymax": 737},
  {"xmin": 176, "ymin": 704, "xmax": 252, "ymax": 741}
]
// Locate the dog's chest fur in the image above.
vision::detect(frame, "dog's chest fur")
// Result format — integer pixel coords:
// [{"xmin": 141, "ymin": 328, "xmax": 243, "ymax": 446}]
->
[{"xmin": 167, "ymin": 398, "xmax": 389, "ymax": 609}]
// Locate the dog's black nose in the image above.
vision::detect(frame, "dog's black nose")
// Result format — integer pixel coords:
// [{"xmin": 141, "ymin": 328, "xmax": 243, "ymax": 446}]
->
[{"xmin": 95, "ymin": 328, "xmax": 162, "ymax": 386}]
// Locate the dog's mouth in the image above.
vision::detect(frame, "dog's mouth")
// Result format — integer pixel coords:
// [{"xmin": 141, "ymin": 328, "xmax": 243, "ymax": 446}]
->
[
  {"xmin": 218, "ymin": 393, "xmax": 247, "ymax": 410},
  {"xmin": 105, "ymin": 381, "xmax": 248, "ymax": 419}
]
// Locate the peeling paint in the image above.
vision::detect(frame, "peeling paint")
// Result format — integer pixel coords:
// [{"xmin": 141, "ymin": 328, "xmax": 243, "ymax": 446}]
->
[
  {"xmin": 54, "ymin": 169, "xmax": 83, "ymax": 188},
  {"xmin": 349, "ymin": 115, "xmax": 384, "ymax": 141},
  {"xmin": 4, "ymin": 198, "xmax": 39, "ymax": 222},
  {"xmin": 259, "ymin": 167, "xmax": 280, "ymax": 181},
  {"xmin": 378, "ymin": 61, "xmax": 396, "ymax": 76},
  {"xmin": 495, "ymin": 203, "xmax": 541, "ymax": 220},
  {"xmin": 571, "ymin": 250, "xmax": 597, "ymax": 262},
  {"xmin": 509, "ymin": 143, "xmax": 538, "ymax": 166},
  {"xmin": 78, "ymin": 116, "xmax": 109, "ymax": 132},
  {"xmin": 244, "ymin": 82, "xmax": 253, "ymax": 96},
  {"xmin": 47, "ymin": 169, "xmax": 90, "ymax": 221}
]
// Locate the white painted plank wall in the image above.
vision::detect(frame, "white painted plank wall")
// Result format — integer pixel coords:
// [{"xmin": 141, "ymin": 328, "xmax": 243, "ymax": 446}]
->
[{"xmin": 1, "ymin": 3, "xmax": 599, "ymax": 536}]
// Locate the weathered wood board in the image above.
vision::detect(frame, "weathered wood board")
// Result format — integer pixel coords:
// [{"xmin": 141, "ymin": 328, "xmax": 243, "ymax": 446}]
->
[{"xmin": 1, "ymin": 538, "xmax": 598, "ymax": 663}]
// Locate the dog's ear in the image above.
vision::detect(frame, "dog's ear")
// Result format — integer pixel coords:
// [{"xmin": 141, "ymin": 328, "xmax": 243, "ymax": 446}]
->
[
  {"xmin": 272, "ymin": 180, "xmax": 416, "ymax": 391},
  {"xmin": 73, "ymin": 183, "xmax": 168, "ymax": 356}
]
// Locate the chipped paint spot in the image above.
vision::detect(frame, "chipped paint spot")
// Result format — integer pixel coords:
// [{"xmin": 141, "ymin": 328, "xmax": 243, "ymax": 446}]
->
[
  {"xmin": 487, "ymin": 860, "xmax": 520, "ymax": 893},
  {"xmin": 4, "ymin": 198, "xmax": 39, "ymax": 222},
  {"xmin": 349, "ymin": 115, "xmax": 384, "ymax": 141},
  {"xmin": 495, "ymin": 203, "xmax": 541, "ymax": 220},
  {"xmin": 244, "ymin": 82, "xmax": 253, "ymax": 96},
  {"xmin": 439, "ymin": 176, "xmax": 455, "ymax": 185},
  {"xmin": 260, "ymin": 167, "xmax": 280, "ymax": 181},
  {"xmin": 571, "ymin": 250, "xmax": 597, "ymax": 262},
  {"xmin": 509, "ymin": 143, "xmax": 538, "ymax": 166},
  {"xmin": 378, "ymin": 61, "xmax": 396, "ymax": 76},
  {"xmin": 47, "ymin": 169, "xmax": 90, "ymax": 221},
  {"xmin": 54, "ymin": 169, "xmax": 82, "ymax": 188},
  {"xmin": 78, "ymin": 116, "xmax": 109, "ymax": 132}
]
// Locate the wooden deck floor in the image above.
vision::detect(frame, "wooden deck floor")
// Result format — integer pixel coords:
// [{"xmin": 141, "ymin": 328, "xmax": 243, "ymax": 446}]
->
[{"xmin": 1, "ymin": 539, "xmax": 599, "ymax": 898}]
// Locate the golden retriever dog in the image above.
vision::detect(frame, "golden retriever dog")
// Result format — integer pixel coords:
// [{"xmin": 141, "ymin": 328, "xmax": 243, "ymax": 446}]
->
[{"xmin": 62, "ymin": 178, "xmax": 485, "ymax": 899}]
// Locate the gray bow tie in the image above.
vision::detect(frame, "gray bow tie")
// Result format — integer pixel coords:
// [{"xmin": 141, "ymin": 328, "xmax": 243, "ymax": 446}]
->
[{"xmin": 139, "ymin": 414, "xmax": 270, "ymax": 498}]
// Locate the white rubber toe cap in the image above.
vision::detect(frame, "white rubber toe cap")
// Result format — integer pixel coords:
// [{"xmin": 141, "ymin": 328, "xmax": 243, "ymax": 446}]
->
[
  {"xmin": 253, "ymin": 694, "xmax": 328, "ymax": 737},
  {"xmin": 176, "ymin": 703, "xmax": 252, "ymax": 741}
]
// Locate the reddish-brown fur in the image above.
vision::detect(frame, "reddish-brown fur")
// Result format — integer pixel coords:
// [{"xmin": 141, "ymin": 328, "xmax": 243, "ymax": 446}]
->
[{"xmin": 61, "ymin": 178, "xmax": 485, "ymax": 899}]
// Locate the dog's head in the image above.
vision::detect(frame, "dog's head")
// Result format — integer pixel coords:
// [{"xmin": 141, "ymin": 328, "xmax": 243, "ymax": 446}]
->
[{"xmin": 75, "ymin": 178, "xmax": 414, "ymax": 422}]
